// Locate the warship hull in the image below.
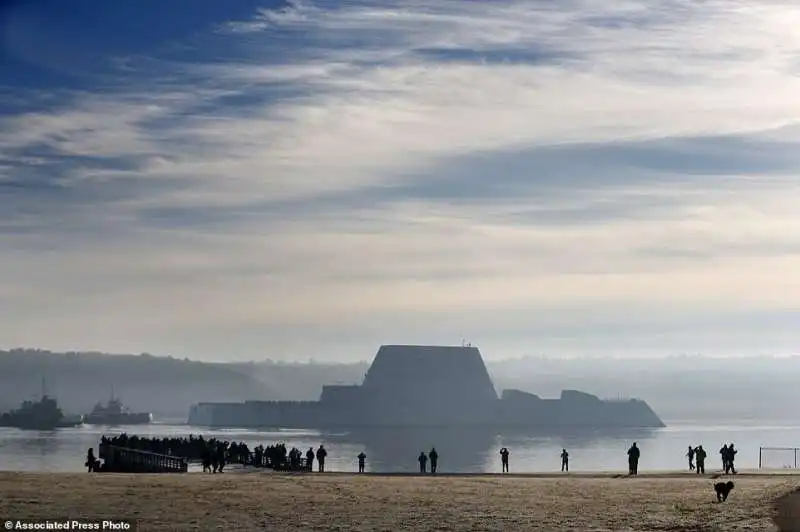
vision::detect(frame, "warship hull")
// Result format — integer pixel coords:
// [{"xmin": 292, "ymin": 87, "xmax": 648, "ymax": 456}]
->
[
  {"xmin": 188, "ymin": 399, "xmax": 664, "ymax": 430},
  {"xmin": 0, "ymin": 419, "xmax": 83, "ymax": 430},
  {"xmin": 84, "ymin": 412, "xmax": 152, "ymax": 425},
  {"xmin": 188, "ymin": 345, "xmax": 666, "ymax": 430}
]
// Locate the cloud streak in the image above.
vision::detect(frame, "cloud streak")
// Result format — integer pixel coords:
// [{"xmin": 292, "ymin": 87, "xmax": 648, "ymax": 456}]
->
[{"xmin": 1, "ymin": 0, "xmax": 800, "ymax": 360}]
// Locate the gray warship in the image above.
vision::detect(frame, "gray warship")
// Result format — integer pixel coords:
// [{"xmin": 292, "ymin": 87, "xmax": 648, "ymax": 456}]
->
[
  {"xmin": 0, "ymin": 396, "xmax": 83, "ymax": 430},
  {"xmin": 188, "ymin": 345, "xmax": 665, "ymax": 429},
  {"xmin": 85, "ymin": 385, "xmax": 152, "ymax": 425},
  {"xmin": 0, "ymin": 378, "xmax": 83, "ymax": 430},
  {"xmin": 85, "ymin": 397, "xmax": 152, "ymax": 426}
]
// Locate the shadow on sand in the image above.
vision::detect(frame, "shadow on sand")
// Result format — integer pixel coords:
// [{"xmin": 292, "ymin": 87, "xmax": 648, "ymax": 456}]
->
[{"xmin": 774, "ymin": 488, "xmax": 800, "ymax": 532}]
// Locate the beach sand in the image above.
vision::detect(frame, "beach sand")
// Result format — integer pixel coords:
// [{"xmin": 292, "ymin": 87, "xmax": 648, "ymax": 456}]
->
[{"xmin": 1, "ymin": 471, "xmax": 798, "ymax": 531}]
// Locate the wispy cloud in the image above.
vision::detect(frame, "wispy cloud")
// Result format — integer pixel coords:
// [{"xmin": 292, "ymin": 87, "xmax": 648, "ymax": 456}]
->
[{"xmin": 1, "ymin": 0, "xmax": 799, "ymax": 359}]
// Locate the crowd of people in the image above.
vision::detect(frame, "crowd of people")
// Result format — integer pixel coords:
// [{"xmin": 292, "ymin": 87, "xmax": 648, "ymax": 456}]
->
[
  {"xmin": 98, "ymin": 434, "xmax": 310, "ymax": 472},
  {"xmin": 686, "ymin": 443, "xmax": 737, "ymax": 475},
  {"xmin": 100, "ymin": 434, "xmax": 250, "ymax": 464}
]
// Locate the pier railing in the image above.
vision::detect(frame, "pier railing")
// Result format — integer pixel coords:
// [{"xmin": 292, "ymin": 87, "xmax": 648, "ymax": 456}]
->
[
  {"xmin": 758, "ymin": 447, "xmax": 799, "ymax": 469},
  {"xmin": 244, "ymin": 452, "xmax": 310, "ymax": 471},
  {"xmin": 99, "ymin": 443, "xmax": 188, "ymax": 473}
]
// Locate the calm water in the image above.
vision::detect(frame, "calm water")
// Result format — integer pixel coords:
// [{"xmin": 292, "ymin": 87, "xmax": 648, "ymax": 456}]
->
[{"xmin": 1, "ymin": 422, "xmax": 799, "ymax": 473}]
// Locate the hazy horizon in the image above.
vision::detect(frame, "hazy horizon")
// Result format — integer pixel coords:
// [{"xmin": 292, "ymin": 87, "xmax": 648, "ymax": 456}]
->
[
  {"xmin": 3, "ymin": 1, "xmax": 800, "ymax": 361},
  {"xmin": 2, "ymin": 344, "xmax": 799, "ymax": 365},
  {"xmin": 2, "ymin": 346, "xmax": 800, "ymax": 424}
]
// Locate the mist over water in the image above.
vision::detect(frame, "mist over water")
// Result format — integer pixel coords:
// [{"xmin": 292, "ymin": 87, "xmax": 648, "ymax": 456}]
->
[{"xmin": 1, "ymin": 423, "xmax": 799, "ymax": 473}]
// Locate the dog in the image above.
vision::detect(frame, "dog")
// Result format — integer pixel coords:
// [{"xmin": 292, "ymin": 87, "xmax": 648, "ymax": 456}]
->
[{"xmin": 714, "ymin": 480, "xmax": 734, "ymax": 502}]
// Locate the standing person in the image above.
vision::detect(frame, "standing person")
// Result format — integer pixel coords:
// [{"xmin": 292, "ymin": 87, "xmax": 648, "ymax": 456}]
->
[
  {"xmin": 720, "ymin": 444, "xmax": 729, "ymax": 473},
  {"xmin": 216, "ymin": 443, "xmax": 226, "ymax": 473},
  {"xmin": 695, "ymin": 445, "xmax": 706, "ymax": 474},
  {"xmin": 357, "ymin": 451, "xmax": 366, "ymax": 473},
  {"xmin": 687, "ymin": 445, "xmax": 695, "ymax": 471},
  {"xmin": 418, "ymin": 452, "xmax": 428, "ymax": 473},
  {"xmin": 289, "ymin": 447, "xmax": 300, "ymax": 469},
  {"xmin": 627, "ymin": 442, "xmax": 640, "ymax": 475},
  {"xmin": 561, "ymin": 449, "xmax": 569, "ymax": 472},
  {"xmin": 429, "ymin": 447, "xmax": 439, "ymax": 474},
  {"xmin": 727, "ymin": 444, "xmax": 737, "ymax": 475},
  {"xmin": 316, "ymin": 445, "xmax": 327, "ymax": 473},
  {"xmin": 202, "ymin": 445, "xmax": 211, "ymax": 473},
  {"xmin": 306, "ymin": 447, "xmax": 315, "ymax": 472},
  {"xmin": 85, "ymin": 448, "xmax": 98, "ymax": 473},
  {"xmin": 500, "ymin": 447, "xmax": 510, "ymax": 473}
]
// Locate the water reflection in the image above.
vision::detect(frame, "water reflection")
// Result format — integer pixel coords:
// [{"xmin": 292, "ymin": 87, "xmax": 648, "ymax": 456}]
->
[{"xmin": 0, "ymin": 429, "xmax": 67, "ymax": 471}]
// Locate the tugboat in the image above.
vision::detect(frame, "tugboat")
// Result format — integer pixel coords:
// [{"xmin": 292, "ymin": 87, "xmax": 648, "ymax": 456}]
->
[
  {"xmin": 85, "ymin": 389, "xmax": 152, "ymax": 425},
  {"xmin": 0, "ymin": 379, "xmax": 84, "ymax": 430}
]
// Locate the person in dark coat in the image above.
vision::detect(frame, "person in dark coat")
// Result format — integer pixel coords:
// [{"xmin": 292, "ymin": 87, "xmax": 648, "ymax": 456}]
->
[
  {"xmin": 306, "ymin": 447, "xmax": 315, "ymax": 472},
  {"xmin": 695, "ymin": 445, "xmax": 707, "ymax": 474},
  {"xmin": 627, "ymin": 443, "xmax": 640, "ymax": 475},
  {"xmin": 500, "ymin": 447, "xmax": 509, "ymax": 473},
  {"xmin": 316, "ymin": 445, "xmax": 327, "ymax": 472},
  {"xmin": 561, "ymin": 449, "xmax": 569, "ymax": 472},
  {"xmin": 429, "ymin": 447, "xmax": 438, "ymax": 474},
  {"xmin": 418, "ymin": 452, "xmax": 428, "ymax": 473},
  {"xmin": 85, "ymin": 448, "xmax": 99, "ymax": 472},
  {"xmin": 686, "ymin": 445, "xmax": 695, "ymax": 471},
  {"xmin": 216, "ymin": 444, "xmax": 226, "ymax": 473},
  {"xmin": 727, "ymin": 444, "xmax": 737, "ymax": 475},
  {"xmin": 202, "ymin": 446, "xmax": 211, "ymax": 473},
  {"xmin": 720, "ymin": 444, "xmax": 729, "ymax": 473},
  {"xmin": 357, "ymin": 452, "xmax": 366, "ymax": 473}
]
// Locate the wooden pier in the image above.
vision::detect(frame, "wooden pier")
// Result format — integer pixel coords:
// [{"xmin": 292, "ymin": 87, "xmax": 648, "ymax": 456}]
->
[{"xmin": 99, "ymin": 443, "xmax": 188, "ymax": 473}]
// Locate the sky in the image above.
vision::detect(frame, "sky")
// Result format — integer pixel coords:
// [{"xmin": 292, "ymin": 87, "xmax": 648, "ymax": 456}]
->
[{"xmin": 1, "ymin": 0, "xmax": 800, "ymax": 362}]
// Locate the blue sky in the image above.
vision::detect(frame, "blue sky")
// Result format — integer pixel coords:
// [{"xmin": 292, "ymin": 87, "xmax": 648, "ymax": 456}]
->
[{"xmin": 2, "ymin": 0, "xmax": 800, "ymax": 361}]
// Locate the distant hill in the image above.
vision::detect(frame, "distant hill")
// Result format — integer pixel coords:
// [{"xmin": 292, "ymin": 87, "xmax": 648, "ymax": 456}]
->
[{"xmin": 0, "ymin": 349, "xmax": 271, "ymax": 419}]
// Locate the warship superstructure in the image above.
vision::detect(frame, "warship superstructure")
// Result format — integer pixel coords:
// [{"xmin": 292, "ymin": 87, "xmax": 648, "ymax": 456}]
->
[{"xmin": 188, "ymin": 345, "xmax": 665, "ymax": 429}]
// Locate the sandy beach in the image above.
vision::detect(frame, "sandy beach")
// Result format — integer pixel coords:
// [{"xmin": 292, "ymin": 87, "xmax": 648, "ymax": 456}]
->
[{"xmin": 1, "ymin": 471, "xmax": 799, "ymax": 531}]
